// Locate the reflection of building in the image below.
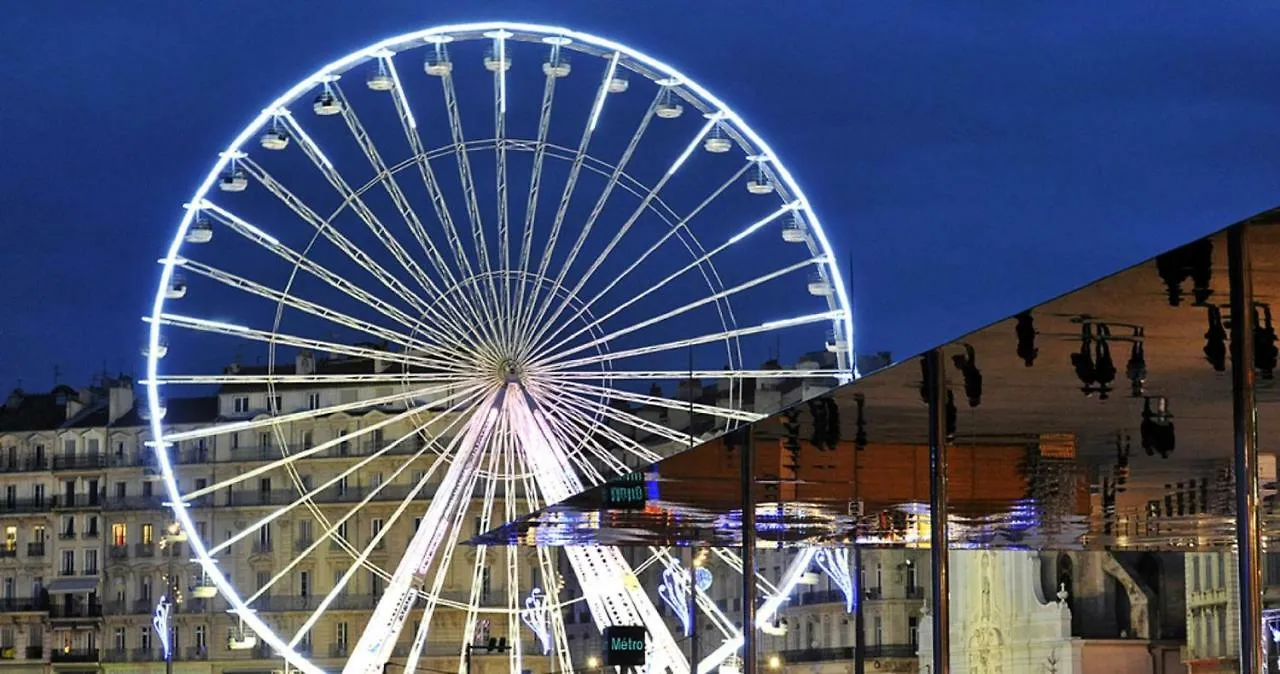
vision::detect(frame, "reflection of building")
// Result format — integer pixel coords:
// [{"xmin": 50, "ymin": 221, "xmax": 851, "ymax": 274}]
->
[{"xmin": 919, "ymin": 551, "xmax": 1185, "ymax": 674}]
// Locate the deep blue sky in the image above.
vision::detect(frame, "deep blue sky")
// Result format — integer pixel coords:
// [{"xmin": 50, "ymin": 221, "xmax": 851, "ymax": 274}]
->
[{"xmin": 3, "ymin": 2, "xmax": 1280, "ymax": 390}]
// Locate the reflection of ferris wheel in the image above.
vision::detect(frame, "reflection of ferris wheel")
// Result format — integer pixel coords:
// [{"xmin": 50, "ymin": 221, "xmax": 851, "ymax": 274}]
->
[{"xmin": 144, "ymin": 21, "xmax": 852, "ymax": 674}]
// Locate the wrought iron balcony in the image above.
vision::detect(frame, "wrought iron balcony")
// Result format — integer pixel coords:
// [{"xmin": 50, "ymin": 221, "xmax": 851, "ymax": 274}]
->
[{"xmin": 26, "ymin": 542, "xmax": 44, "ymax": 557}]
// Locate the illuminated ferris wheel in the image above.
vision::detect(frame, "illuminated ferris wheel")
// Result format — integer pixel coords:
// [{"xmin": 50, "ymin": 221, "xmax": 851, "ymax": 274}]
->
[{"xmin": 143, "ymin": 21, "xmax": 852, "ymax": 674}]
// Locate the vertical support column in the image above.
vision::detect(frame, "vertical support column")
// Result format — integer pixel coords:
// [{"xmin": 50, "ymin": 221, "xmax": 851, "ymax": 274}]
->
[
  {"xmin": 741, "ymin": 429, "xmax": 757, "ymax": 674},
  {"xmin": 1229, "ymin": 225, "xmax": 1263, "ymax": 674},
  {"xmin": 926, "ymin": 350, "xmax": 950, "ymax": 674},
  {"xmin": 853, "ymin": 543, "xmax": 865, "ymax": 674},
  {"xmin": 689, "ymin": 546, "xmax": 699, "ymax": 672}
]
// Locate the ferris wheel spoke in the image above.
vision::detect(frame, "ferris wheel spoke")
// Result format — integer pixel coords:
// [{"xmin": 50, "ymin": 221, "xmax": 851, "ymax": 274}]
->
[
  {"xmin": 523, "ymin": 113, "xmax": 719, "ymax": 356},
  {"xmin": 386, "ymin": 55, "xmax": 480, "ymax": 300},
  {"xmin": 145, "ymin": 372, "xmax": 469, "ymax": 387},
  {"xmin": 512, "ymin": 62, "xmax": 559, "ymax": 353},
  {"xmin": 457, "ymin": 416, "xmax": 506, "ymax": 668},
  {"xmin": 196, "ymin": 199, "xmax": 470, "ymax": 350},
  {"xmin": 275, "ymin": 110, "xmax": 496, "ymax": 349},
  {"xmin": 543, "ymin": 368, "xmax": 847, "ymax": 381},
  {"xmin": 325, "ymin": 83, "xmax": 493, "ymax": 339},
  {"xmin": 489, "ymin": 33, "xmax": 516, "ymax": 351},
  {"xmin": 516, "ymin": 91, "xmax": 659, "ymax": 358},
  {"xmin": 169, "ymin": 256, "xmax": 453, "ymax": 358},
  {"xmin": 541, "ymin": 387, "xmax": 691, "ymax": 446},
  {"xmin": 556, "ymin": 379, "xmax": 763, "ymax": 424},
  {"xmin": 208, "ymin": 385, "xmax": 486, "ymax": 557},
  {"xmin": 530, "ymin": 402, "xmax": 617, "ymax": 483},
  {"xmin": 515, "ymin": 51, "xmax": 621, "ymax": 346},
  {"xmin": 178, "ymin": 382, "xmax": 483, "ymax": 501},
  {"xmin": 540, "ymin": 309, "xmax": 845, "ymax": 372},
  {"xmin": 535, "ymin": 256, "xmax": 827, "ymax": 366},
  {"xmin": 532, "ymin": 387, "xmax": 665, "ymax": 465},
  {"xmin": 530, "ymin": 200, "xmax": 800, "ymax": 362},
  {"xmin": 524, "ymin": 163, "xmax": 749, "ymax": 353},
  {"xmin": 438, "ymin": 73, "xmax": 506, "ymax": 338},
  {"xmin": 289, "ymin": 417, "xmax": 481, "ymax": 652},
  {"xmin": 149, "ymin": 313, "xmax": 475, "ymax": 376}
]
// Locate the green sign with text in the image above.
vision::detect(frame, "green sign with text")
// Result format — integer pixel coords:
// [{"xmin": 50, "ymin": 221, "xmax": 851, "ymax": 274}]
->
[{"xmin": 603, "ymin": 625, "xmax": 646, "ymax": 667}]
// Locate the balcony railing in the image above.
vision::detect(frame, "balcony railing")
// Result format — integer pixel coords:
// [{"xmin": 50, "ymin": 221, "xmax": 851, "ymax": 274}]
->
[
  {"xmin": 101, "ymin": 648, "xmax": 129, "ymax": 662},
  {"xmin": 330, "ymin": 644, "xmax": 350, "ymax": 658},
  {"xmin": 26, "ymin": 542, "xmax": 44, "ymax": 557},
  {"xmin": 0, "ymin": 547, "xmax": 16, "ymax": 559},
  {"xmin": 0, "ymin": 457, "xmax": 48, "ymax": 473},
  {"xmin": 104, "ymin": 495, "xmax": 167, "ymax": 511},
  {"xmin": 0, "ymin": 597, "xmax": 43, "ymax": 612},
  {"xmin": 251, "ymin": 540, "xmax": 273, "ymax": 555},
  {"xmin": 57, "ymin": 531, "xmax": 75, "ymax": 541},
  {"xmin": 184, "ymin": 646, "xmax": 209, "ymax": 661},
  {"xmin": 51, "ymin": 491, "xmax": 105, "ymax": 509},
  {"xmin": 905, "ymin": 585, "xmax": 925, "ymax": 599},
  {"xmin": 778, "ymin": 645, "xmax": 916, "ymax": 664},
  {"xmin": 131, "ymin": 647, "xmax": 160, "ymax": 661},
  {"xmin": 134, "ymin": 543, "xmax": 156, "ymax": 558},
  {"xmin": 49, "ymin": 603, "xmax": 102, "ymax": 619},
  {"xmin": 0, "ymin": 499, "xmax": 52, "ymax": 514},
  {"xmin": 795, "ymin": 589, "xmax": 847, "ymax": 606},
  {"xmin": 24, "ymin": 646, "xmax": 41, "ymax": 660},
  {"xmin": 108, "ymin": 545, "xmax": 127, "ymax": 559},
  {"xmin": 50, "ymin": 648, "xmax": 99, "ymax": 662},
  {"xmin": 52, "ymin": 453, "xmax": 107, "ymax": 471}
]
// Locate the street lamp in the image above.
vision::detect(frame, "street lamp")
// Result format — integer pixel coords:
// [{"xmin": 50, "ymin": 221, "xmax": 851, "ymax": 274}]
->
[
  {"xmin": 767, "ymin": 654, "xmax": 782, "ymax": 670},
  {"xmin": 158, "ymin": 523, "xmax": 186, "ymax": 674},
  {"xmin": 586, "ymin": 656, "xmax": 600, "ymax": 669}
]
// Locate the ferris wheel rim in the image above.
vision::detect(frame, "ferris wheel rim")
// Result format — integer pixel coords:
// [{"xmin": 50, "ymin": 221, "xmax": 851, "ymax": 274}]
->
[{"xmin": 145, "ymin": 20, "xmax": 854, "ymax": 674}]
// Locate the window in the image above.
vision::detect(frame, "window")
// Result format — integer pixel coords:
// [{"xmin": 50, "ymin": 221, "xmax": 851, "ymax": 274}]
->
[
  {"xmin": 255, "ymin": 571, "xmax": 269, "ymax": 592},
  {"xmin": 336, "ymin": 521, "xmax": 348, "ymax": 541},
  {"xmin": 114, "ymin": 482, "xmax": 126, "ymax": 499},
  {"xmin": 61, "ymin": 516, "xmax": 74, "ymax": 537},
  {"xmin": 195, "ymin": 521, "xmax": 206, "ymax": 541},
  {"xmin": 298, "ymin": 520, "xmax": 312, "ymax": 544},
  {"xmin": 86, "ymin": 438, "xmax": 100, "ymax": 455},
  {"xmin": 142, "ymin": 481, "xmax": 152, "ymax": 497},
  {"xmin": 62, "ymin": 439, "xmax": 75, "ymax": 457},
  {"xmin": 112, "ymin": 523, "xmax": 126, "ymax": 547},
  {"xmin": 258, "ymin": 432, "xmax": 271, "ymax": 449},
  {"xmin": 194, "ymin": 624, "xmax": 206, "ymax": 650},
  {"xmin": 481, "ymin": 567, "xmax": 492, "ymax": 601},
  {"xmin": 411, "ymin": 470, "xmax": 426, "ymax": 486},
  {"xmin": 32, "ymin": 526, "xmax": 44, "ymax": 543},
  {"xmin": 371, "ymin": 472, "xmax": 384, "ymax": 488},
  {"xmin": 1192, "ymin": 557, "xmax": 1201, "ymax": 591},
  {"xmin": 140, "ymin": 627, "xmax": 151, "ymax": 651},
  {"xmin": 258, "ymin": 524, "xmax": 271, "ymax": 547},
  {"xmin": 909, "ymin": 617, "xmax": 919, "ymax": 648},
  {"xmin": 3, "ymin": 578, "xmax": 13, "ymax": 599},
  {"xmin": 230, "ymin": 433, "xmax": 240, "ymax": 450},
  {"xmin": 373, "ymin": 428, "xmax": 384, "ymax": 447},
  {"xmin": 333, "ymin": 568, "xmax": 347, "ymax": 596},
  {"xmin": 1217, "ymin": 552, "xmax": 1226, "ymax": 587},
  {"xmin": 338, "ymin": 430, "xmax": 351, "ymax": 455},
  {"xmin": 299, "ymin": 629, "xmax": 312, "ymax": 653},
  {"xmin": 140, "ymin": 577, "xmax": 152, "ymax": 601},
  {"xmin": 307, "ymin": 393, "xmax": 321, "ymax": 410},
  {"xmin": 259, "ymin": 478, "xmax": 272, "ymax": 495},
  {"xmin": 113, "ymin": 627, "xmax": 125, "ymax": 652},
  {"xmin": 60, "ymin": 550, "xmax": 74, "ymax": 576},
  {"xmin": 299, "ymin": 571, "xmax": 310, "ymax": 598},
  {"xmin": 141, "ymin": 524, "xmax": 154, "ymax": 545},
  {"xmin": 337, "ymin": 476, "xmax": 349, "ymax": 496},
  {"xmin": 233, "ymin": 396, "xmax": 250, "ymax": 413},
  {"xmin": 32, "ymin": 484, "xmax": 44, "ymax": 503},
  {"xmin": 874, "ymin": 616, "xmax": 883, "ymax": 645},
  {"xmin": 413, "ymin": 517, "xmax": 422, "ymax": 532},
  {"xmin": 85, "ymin": 515, "xmax": 98, "ymax": 537},
  {"xmin": 114, "ymin": 441, "xmax": 125, "ymax": 460},
  {"xmin": 3, "ymin": 526, "xmax": 15, "ymax": 552},
  {"xmin": 335, "ymin": 622, "xmax": 348, "ymax": 652},
  {"xmin": 270, "ymin": 396, "xmax": 282, "ymax": 413},
  {"xmin": 83, "ymin": 549, "xmax": 98, "ymax": 575},
  {"xmin": 3, "ymin": 486, "xmax": 14, "ymax": 507},
  {"xmin": 303, "ymin": 431, "xmax": 314, "ymax": 449},
  {"xmin": 370, "ymin": 518, "xmax": 384, "ymax": 540}
]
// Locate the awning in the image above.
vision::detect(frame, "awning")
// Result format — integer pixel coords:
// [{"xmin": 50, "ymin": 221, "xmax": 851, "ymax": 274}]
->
[{"xmin": 45, "ymin": 578, "xmax": 98, "ymax": 594}]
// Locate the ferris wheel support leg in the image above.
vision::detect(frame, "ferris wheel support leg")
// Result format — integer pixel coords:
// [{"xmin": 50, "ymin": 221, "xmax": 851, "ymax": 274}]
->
[
  {"xmin": 343, "ymin": 388, "xmax": 507, "ymax": 674},
  {"xmin": 506, "ymin": 387, "xmax": 688, "ymax": 674}
]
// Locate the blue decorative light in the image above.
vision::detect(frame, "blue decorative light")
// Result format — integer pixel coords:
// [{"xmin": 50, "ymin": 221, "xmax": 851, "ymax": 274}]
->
[
  {"xmin": 521, "ymin": 588, "xmax": 552, "ymax": 655},
  {"xmin": 814, "ymin": 549, "xmax": 855, "ymax": 613},
  {"xmin": 153, "ymin": 596, "xmax": 173, "ymax": 659},
  {"xmin": 695, "ymin": 566, "xmax": 713, "ymax": 592},
  {"xmin": 658, "ymin": 563, "xmax": 692, "ymax": 636}
]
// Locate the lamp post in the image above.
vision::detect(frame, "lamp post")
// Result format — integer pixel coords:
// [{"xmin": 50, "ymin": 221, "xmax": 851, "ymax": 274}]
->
[{"xmin": 159, "ymin": 523, "xmax": 186, "ymax": 674}]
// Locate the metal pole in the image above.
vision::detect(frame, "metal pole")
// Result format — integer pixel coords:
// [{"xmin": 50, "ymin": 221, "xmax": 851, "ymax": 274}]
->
[
  {"xmin": 741, "ymin": 429, "xmax": 756, "ymax": 674},
  {"xmin": 853, "ymin": 543, "xmax": 865, "ymax": 674},
  {"xmin": 689, "ymin": 547, "xmax": 699, "ymax": 674},
  {"xmin": 1229, "ymin": 224, "xmax": 1263, "ymax": 674},
  {"xmin": 925, "ymin": 350, "xmax": 950, "ymax": 674},
  {"xmin": 166, "ymin": 542, "xmax": 174, "ymax": 674}
]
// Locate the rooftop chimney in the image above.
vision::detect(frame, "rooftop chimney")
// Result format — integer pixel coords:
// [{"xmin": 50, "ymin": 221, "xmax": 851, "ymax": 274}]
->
[
  {"xmin": 296, "ymin": 350, "xmax": 316, "ymax": 376},
  {"xmin": 108, "ymin": 376, "xmax": 135, "ymax": 424}
]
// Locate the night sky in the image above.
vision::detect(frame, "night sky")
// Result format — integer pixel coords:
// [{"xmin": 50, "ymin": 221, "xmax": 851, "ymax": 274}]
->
[{"xmin": 4, "ymin": 2, "xmax": 1280, "ymax": 390}]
